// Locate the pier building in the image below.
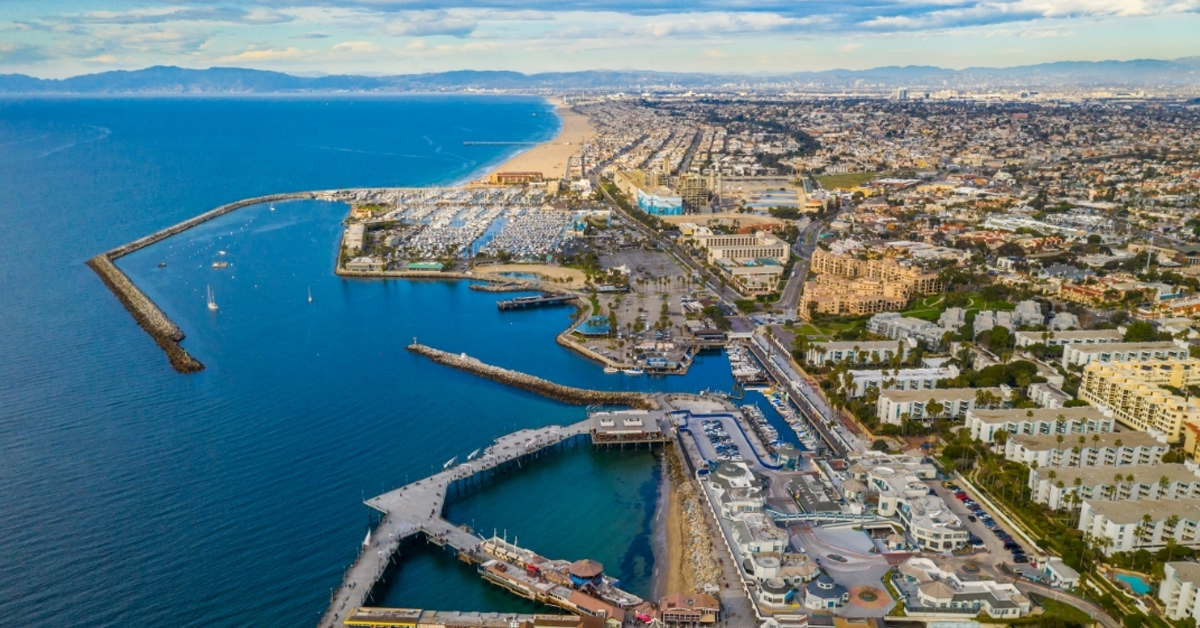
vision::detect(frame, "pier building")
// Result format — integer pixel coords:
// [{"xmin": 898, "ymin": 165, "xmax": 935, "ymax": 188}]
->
[
  {"xmin": 589, "ymin": 409, "xmax": 671, "ymax": 446},
  {"xmin": 344, "ymin": 608, "xmax": 604, "ymax": 628}
]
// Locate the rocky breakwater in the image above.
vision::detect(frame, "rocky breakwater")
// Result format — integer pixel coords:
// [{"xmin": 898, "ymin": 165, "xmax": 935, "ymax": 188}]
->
[
  {"xmin": 406, "ymin": 343, "xmax": 657, "ymax": 409},
  {"xmin": 89, "ymin": 191, "xmax": 318, "ymax": 373},
  {"xmin": 666, "ymin": 443, "xmax": 722, "ymax": 592}
]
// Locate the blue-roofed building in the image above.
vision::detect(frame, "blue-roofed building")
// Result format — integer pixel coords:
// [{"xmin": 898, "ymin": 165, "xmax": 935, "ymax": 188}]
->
[{"xmin": 636, "ymin": 187, "xmax": 684, "ymax": 216}]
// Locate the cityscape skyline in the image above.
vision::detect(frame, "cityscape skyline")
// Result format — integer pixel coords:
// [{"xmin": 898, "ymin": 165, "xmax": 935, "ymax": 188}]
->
[{"xmin": 4, "ymin": 1, "xmax": 1200, "ymax": 78}]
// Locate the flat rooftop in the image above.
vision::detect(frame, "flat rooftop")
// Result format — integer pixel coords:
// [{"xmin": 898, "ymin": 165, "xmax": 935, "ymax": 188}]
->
[
  {"xmin": 1067, "ymin": 341, "xmax": 1185, "ymax": 354},
  {"xmin": 1086, "ymin": 497, "xmax": 1200, "ymax": 524},
  {"xmin": 1015, "ymin": 329, "xmax": 1123, "ymax": 341},
  {"xmin": 1035, "ymin": 463, "xmax": 1200, "ymax": 487},
  {"xmin": 1010, "ymin": 430, "xmax": 1165, "ymax": 451},
  {"xmin": 967, "ymin": 407, "xmax": 1107, "ymax": 424},
  {"xmin": 879, "ymin": 387, "xmax": 1000, "ymax": 403}
]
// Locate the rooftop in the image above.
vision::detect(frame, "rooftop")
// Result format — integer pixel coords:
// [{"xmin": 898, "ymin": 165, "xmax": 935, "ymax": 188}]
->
[
  {"xmin": 1034, "ymin": 462, "xmax": 1199, "ymax": 487},
  {"xmin": 879, "ymin": 387, "xmax": 1002, "ymax": 403},
  {"xmin": 966, "ymin": 406, "xmax": 1107, "ymax": 424},
  {"xmin": 1086, "ymin": 496, "xmax": 1200, "ymax": 524},
  {"xmin": 1010, "ymin": 430, "xmax": 1166, "ymax": 451}
]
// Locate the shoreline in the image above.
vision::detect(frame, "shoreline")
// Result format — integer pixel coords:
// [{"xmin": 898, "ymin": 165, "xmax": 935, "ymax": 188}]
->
[{"xmin": 487, "ymin": 98, "xmax": 593, "ymax": 181}]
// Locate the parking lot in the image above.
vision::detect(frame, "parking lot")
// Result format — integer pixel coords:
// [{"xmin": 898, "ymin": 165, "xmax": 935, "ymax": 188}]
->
[
  {"xmin": 684, "ymin": 415, "xmax": 768, "ymax": 469},
  {"xmin": 930, "ymin": 480, "xmax": 1025, "ymax": 570}
]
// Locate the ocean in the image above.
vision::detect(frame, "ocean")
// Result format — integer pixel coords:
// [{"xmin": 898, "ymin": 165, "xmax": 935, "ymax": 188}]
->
[{"xmin": 0, "ymin": 96, "xmax": 735, "ymax": 628}]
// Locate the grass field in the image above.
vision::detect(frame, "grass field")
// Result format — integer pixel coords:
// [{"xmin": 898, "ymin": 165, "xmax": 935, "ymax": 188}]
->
[
  {"xmin": 901, "ymin": 294, "xmax": 1017, "ymax": 321},
  {"xmin": 1036, "ymin": 597, "xmax": 1094, "ymax": 624},
  {"xmin": 816, "ymin": 172, "xmax": 881, "ymax": 189}
]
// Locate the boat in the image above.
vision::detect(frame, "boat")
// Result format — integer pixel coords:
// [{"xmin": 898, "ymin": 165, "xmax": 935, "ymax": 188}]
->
[
  {"xmin": 212, "ymin": 261, "xmax": 229, "ymax": 269},
  {"xmin": 269, "ymin": 204, "xmax": 275, "ymax": 211},
  {"xmin": 307, "ymin": 288, "xmax": 313, "ymax": 303},
  {"xmin": 467, "ymin": 448, "xmax": 481, "ymax": 461},
  {"xmin": 623, "ymin": 368, "xmax": 644, "ymax": 375},
  {"xmin": 218, "ymin": 250, "xmax": 226, "ymax": 256},
  {"xmin": 442, "ymin": 456, "xmax": 457, "ymax": 470},
  {"xmin": 206, "ymin": 285, "xmax": 218, "ymax": 311},
  {"xmin": 157, "ymin": 262, "xmax": 166, "ymax": 268},
  {"xmin": 603, "ymin": 367, "xmax": 619, "ymax": 374}
]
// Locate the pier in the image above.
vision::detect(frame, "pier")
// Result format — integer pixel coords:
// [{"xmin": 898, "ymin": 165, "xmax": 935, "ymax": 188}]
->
[
  {"xmin": 462, "ymin": 141, "xmax": 539, "ymax": 146},
  {"xmin": 497, "ymin": 294, "xmax": 578, "ymax": 310},
  {"xmin": 317, "ymin": 419, "xmax": 593, "ymax": 628},
  {"xmin": 406, "ymin": 342, "xmax": 657, "ymax": 409}
]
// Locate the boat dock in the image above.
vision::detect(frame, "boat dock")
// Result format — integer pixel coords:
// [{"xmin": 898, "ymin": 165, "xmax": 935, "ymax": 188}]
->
[
  {"xmin": 317, "ymin": 419, "xmax": 594, "ymax": 628},
  {"xmin": 497, "ymin": 294, "xmax": 578, "ymax": 310}
]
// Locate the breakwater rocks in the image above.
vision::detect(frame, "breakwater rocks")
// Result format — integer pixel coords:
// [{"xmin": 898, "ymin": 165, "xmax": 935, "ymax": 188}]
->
[
  {"xmin": 666, "ymin": 444, "xmax": 722, "ymax": 591},
  {"xmin": 407, "ymin": 343, "xmax": 657, "ymax": 409},
  {"xmin": 88, "ymin": 191, "xmax": 318, "ymax": 373}
]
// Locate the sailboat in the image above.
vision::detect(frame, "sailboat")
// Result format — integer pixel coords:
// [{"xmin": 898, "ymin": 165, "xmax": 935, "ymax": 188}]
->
[
  {"xmin": 308, "ymin": 288, "xmax": 313, "ymax": 303},
  {"xmin": 269, "ymin": 204, "xmax": 275, "ymax": 211},
  {"xmin": 206, "ymin": 285, "xmax": 219, "ymax": 311}
]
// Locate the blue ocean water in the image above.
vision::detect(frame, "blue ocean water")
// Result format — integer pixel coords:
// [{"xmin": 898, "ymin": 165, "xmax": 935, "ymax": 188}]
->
[{"xmin": 0, "ymin": 97, "xmax": 734, "ymax": 628}]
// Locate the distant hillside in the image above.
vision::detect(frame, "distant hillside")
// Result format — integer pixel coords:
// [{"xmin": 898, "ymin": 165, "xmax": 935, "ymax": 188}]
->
[{"xmin": 2, "ymin": 58, "xmax": 1199, "ymax": 94}]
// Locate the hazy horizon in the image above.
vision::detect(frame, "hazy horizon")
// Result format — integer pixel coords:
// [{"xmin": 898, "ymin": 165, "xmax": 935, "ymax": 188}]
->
[{"xmin": 4, "ymin": 1, "xmax": 1200, "ymax": 79}]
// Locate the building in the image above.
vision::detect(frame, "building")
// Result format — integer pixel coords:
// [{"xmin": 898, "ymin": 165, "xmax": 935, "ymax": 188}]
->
[
  {"xmin": 1029, "ymin": 463, "xmax": 1200, "ymax": 510},
  {"xmin": 345, "ymin": 256, "xmax": 385, "ymax": 272},
  {"xmin": 848, "ymin": 453, "xmax": 967, "ymax": 552},
  {"xmin": 657, "ymin": 593, "xmax": 720, "ymax": 627},
  {"xmin": 973, "ymin": 310, "xmax": 1013, "ymax": 335},
  {"xmin": 1079, "ymin": 497, "xmax": 1200, "ymax": 554},
  {"xmin": 637, "ymin": 186, "xmax": 684, "ymax": 216},
  {"xmin": 964, "ymin": 406, "xmax": 1114, "ymax": 443},
  {"xmin": 867, "ymin": 312, "xmax": 954, "ymax": 345},
  {"xmin": 1160, "ymin": 562, "xmax": 1200, "ymax": 623},
  {"xmin": 589, "ymin": 410, "xmax": 670, "ymax": 445},
  {"xmin": 893, "ymin": 557, "xmax": 1032, "ymax": 619},
  {"xmin": 1013, "ymin": 329, "xmax": 1123, "ymax": 349},
  {"xmin": 1061, "ymin": 341, "xmax": 1189, "ymax": 368},
  {"xmin": 708, "ymin": 462, "xmax": 766, "ymax": 518},
  {"xmin": 1044, "ymin": 558, "xmax": 1080, "ymax": 590},
  {"xmin": 1012, "ymin": 300, "xmax": 1044, "ymax": 327},
  {"xmin": 1027, "ymin": 382, "xmax": 1072, "ymax": 409},
  {"xmin": 799, "ymin": 277, "xmax": 908, "ymax": 320},
  {"xmin": 804, "ymin": 340, "xmax": 912, "ymax": 367},
  {"xmin": 695, "ymin": 232, "xmax": 790, "ymax": 265},
  {"xmin": 733, "ymin": 513, "xmax": 789, "ymax": 555},
  {"xmin": 877, "ymin": 387, "xmax": 1007, "ymax": 426},
  {"xmin": 1003, "ymin": 431, "xmax": 1168, "ymax": 468},
  {"xmin": 490, "ymin": 171, "xmax": 542, "ymax": 185},
  {"xmin": 1049, "ymin": 312, "xmax": 1080, "ymax": 331},
  {"xmin": 1079, "ymin": 359, "xmax": 1200, "ymax": 443},
  {"xmin": 810, "ymin": 249, "xmax": 941, "ymax": 295},
  {"xmin": 845, "ymin": 366, "xmax": 959, "ymax": 398},
  {"xmin": 343, "ymin": 223, "xmax": 365, "ymax": 252},
  {"xmin": 803, "ymin": 573, "xmax": 849, "ymax": 610},
  {"xmin": 721, "ymin": 259, "xmax": 786, "ymax": 296}
]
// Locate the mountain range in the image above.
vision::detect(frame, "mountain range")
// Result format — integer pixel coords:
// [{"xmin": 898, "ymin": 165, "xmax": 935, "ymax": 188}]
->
[{"xmin": 2, "ymin": 58, "xmax": 1199, "ymax": 94}]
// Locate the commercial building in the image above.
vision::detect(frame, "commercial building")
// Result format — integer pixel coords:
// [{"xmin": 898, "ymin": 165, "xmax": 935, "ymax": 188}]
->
[
  {"xmin": 344, "ymin": 608, "xmax": 605, "ymax": 628},
  {"xmin": 877, "ymin": 387, "xmax": 1007, "ymax": 426},
  {"xmin": 1079, "ymin": 359, "xmax": 1200, "ymax": 443},
  {"xmin": 589, "ymin": 410, "xmax": 670, "ymax": 445},
  {"xmin": 721, "ymin": 259, "xmax": 786, "ymax": 296},
  {"xmin": 489, "ymin": 171, "xmax": 543, "ymax": 185},
  {"xmin": 1013, "ymin": 329, "xmax": 1123, "ymax": 348},
  {"xmin": 1079, "ymin": 497, "xmax": 1200, "ymax": 554},
  {"xmin": 345, "ymin": 257, "xmax": 385, "ymax": 272},
  {"xmin": 893, "ymin": 557, "xmax": 1032, "ymax": 619},
  {"xmin": 695, "ymin": 232, "xmax": 790, "ymax": 265},
  {"xmin": 1160, "ymin": 562, "xmax": 1200, "ymax": 624},
  {"xmin": 657, "ymin": 593, "xmax": 720, "ymax": 627},
  {"xmin": 1061, "ymin": 341, "xmax": 1189, "ymax": 368},
  {"xmin": 847, "ymin": 453, "xmax": 967, "ymax": 552},
  {"xmin": 636, "ymin": 186, "xmax": 684, "ymax": 216},
  {"xmin": 845, "ymin": 365, "xmax": 959, "ymax": 398},
  {"xmin": 1003, "ymin": 431, "xmax": 1168, "ymax": 468},
  {"xmin": 804, "ymin": 340, "xmax": 911, "ymax": 367},
  {"xmin": 1029, "ymin": 463, "xmax": 1200, "ymax": 510},
  {"xmin": 964, "ymin": 406, "xmax": 1114, "ymax": 443}
]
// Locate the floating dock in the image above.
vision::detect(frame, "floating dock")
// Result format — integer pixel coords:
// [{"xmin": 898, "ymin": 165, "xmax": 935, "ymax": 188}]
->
[{"xmin": 497, "ymin": 294, "xmax": 578, "ymax": 310}]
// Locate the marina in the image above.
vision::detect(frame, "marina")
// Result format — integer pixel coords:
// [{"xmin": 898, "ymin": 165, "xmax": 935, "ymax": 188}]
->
[{"xmin": 497, "ymin": 294, "xmax": 579, "ymax": 310}]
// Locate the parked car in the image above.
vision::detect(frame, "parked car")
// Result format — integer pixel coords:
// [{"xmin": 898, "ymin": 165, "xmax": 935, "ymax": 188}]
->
[{"xmin": 968, "ymin": 515, "xmax": 977, "ymax": 522}]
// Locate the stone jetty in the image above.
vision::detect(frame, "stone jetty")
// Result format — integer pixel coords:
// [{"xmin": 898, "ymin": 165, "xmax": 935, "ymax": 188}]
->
[
  {"xmin": 88, "ymin": 191, "xmax": 317, "ymax": 373},
  {"xmin": 407, "ymin": 342, "xmax": 657, "ymax": 409}
]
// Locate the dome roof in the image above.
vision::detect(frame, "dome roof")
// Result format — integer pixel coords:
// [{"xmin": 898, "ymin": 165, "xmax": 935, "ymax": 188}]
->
[
  {"xmin": 919, "ymin": 580, "xmax": 956, "ymax": 601},
  {"xmin": 806, "ymin": 573, "xmax": 848, "ymax": 599},
  {"xmin": 569, "ymin": 559, "xmax": 604, "ymax": 579},
  {"xmin": 761, "ymin": 577, "xmax": 792, "ymax": 594}
]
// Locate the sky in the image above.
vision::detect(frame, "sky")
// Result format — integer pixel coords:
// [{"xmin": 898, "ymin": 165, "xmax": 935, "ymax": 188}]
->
[{"xmin": 3, "ymin": 1, "xmax": 1200, "ymax": 78}]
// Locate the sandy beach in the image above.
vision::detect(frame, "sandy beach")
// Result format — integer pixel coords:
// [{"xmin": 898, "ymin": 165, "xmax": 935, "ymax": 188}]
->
[
  {"xmin": 490, "ymin": 98, "xmax": 594, "ymax": 180},
  {"xmin": 474, "ymin": 263, "xmax": 587, "ymax": 285}
]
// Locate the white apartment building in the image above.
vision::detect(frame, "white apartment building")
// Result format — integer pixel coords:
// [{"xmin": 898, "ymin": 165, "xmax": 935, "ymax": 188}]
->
[
  {"xmin": 964, "ymin": 406, "xmax": 1113, "ymax": 444},
  {"xmin": 845, "ymin": 365, "xmax": 958, "ymax": 398},
  {"xmin": 895, "ymin": 557, "xmax": 1032, "ymax": 618},
  {"xmin": 1003, "ymin": 431, "xmax": 1168, "ymax": 468},
  {"xmin": 847, "ymin": 454, "xmax": 966, "ymax": 552},
  {"xmin": 1080, "ymin": 359, "xmax": 1200, "ymax": 444},
  {"xmin": 1013, "ymin": 329, "xmax": 1124, "ymax": 349},
  {"xmin": 1160, "ymin": 562, "xmax": 1200, "ymax": 623},
  {"xmin": 877, "ymin": 387, "xmax": 1008, "ymax": 425},
  {"xmin": 1061, "ymin": 341, "xmax": 1189, "ymax": 368},
  {"xmin": 867, "ymin": 312, "xmax": 952, "ymax": 345},
  {"xmin": 804, "ymin": 339, "xmax": 911, "ymax": 367},
  {"xmin": 1029, "ymin": 463, "xmax": 1200, "ymax": 510},
  {"xmin": 1079, "ymin": 497, "xmax": 1200, "ymax": 554}
]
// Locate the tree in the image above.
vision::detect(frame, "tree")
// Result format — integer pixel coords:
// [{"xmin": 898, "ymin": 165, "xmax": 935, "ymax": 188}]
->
[{"xmin": 1123, "ymin": 321, "xmax": 1157, "ymax": 342}]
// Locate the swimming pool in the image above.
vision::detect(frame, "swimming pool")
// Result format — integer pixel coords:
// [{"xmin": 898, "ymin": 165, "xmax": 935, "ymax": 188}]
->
[{"xmin": 1116, "ymin": 573, "xmax": 1152, "ymax": 595}]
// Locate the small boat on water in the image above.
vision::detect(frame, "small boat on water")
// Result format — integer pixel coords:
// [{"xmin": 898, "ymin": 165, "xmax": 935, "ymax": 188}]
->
[
  {"xmin": 623, "ymin": 368, "xmax": 644, "ymax": 375},
  {"xmin": 269, "ymin": 204, "xmax": 275, "ymax": 211},
  {"xmin": 212, "ymin": 261, "xmax": 229, "ymax": 269},
  {"xmin": 603, "ymin": 367, "xmax": 619, "ymax": 374},
  {"xmin": 206, "ymin": 285, "xmax": 219, "ymax": 311},
  {"xmin": 307, "ymin": 288, "xmax": 313, "ymax": 303},
  {"xmin": 157, "ymin": 262, "xmax": 166, "ymax": 268}
]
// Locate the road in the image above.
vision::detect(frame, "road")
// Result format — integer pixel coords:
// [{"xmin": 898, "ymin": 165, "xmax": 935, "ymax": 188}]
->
[{"xmin": 777, "ymin": 213, "xmax": 833, "ymax": 318}]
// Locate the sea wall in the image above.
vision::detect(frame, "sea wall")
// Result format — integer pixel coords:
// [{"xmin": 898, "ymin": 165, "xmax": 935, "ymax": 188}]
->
[
  {"xmin": 88, "ymin": 191, "xmax": 318, "ymax": 373},
  {"xmin": 407, "ymin": 343, "xmax": 657, "ymax": 409}
]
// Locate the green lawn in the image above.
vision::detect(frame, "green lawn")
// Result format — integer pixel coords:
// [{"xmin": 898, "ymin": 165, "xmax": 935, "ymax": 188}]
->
[
  {"xmin": 1037, "ymin": 597, "xmax": 1094, "ymax": 624},
  {"xmin": 816, "ymin": 171, "xmax": 882, "ymax": 189}
]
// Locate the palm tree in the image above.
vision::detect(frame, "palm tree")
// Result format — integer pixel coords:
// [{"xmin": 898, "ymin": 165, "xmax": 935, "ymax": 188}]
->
[
  {"xmin": 1166, "ymin": 515, "xmax": 1182, "ymax": 560},
  {"xmin": 1160, "ymin": 475, "xmax": 1171, "ymax": 499}
]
